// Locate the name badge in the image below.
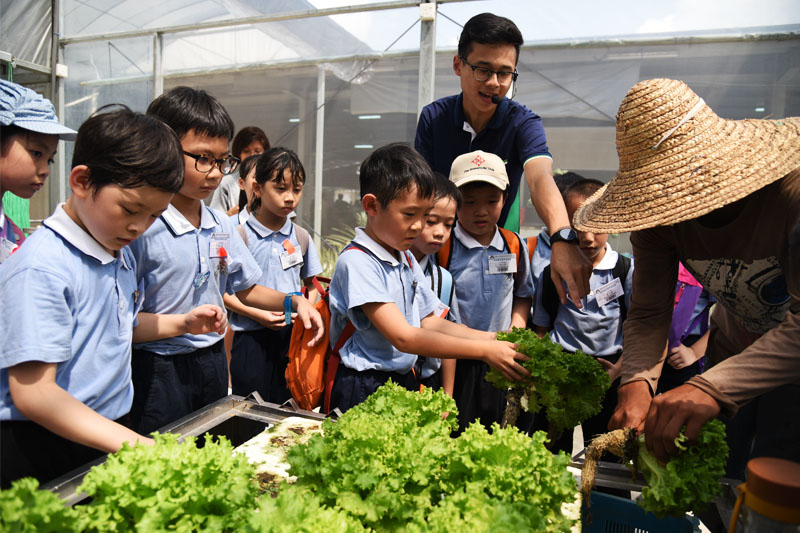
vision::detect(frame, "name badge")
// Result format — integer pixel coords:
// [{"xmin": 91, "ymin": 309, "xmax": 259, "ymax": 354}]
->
[
  {"xmin": 0, "ymin": 237, "xmax": 18, "ymax": 263},
  {"xmin": 594, "ymin": 277, "xmax": 625, "ymax": 307},
  {"xmin": 488, "ymin": 253, "xmax": 517, "ymax": 275},
  {"xmin": 434, "ymin": 302, "xmax": 450, "ymax": 319},
  {"xmin": 279, "ymin": 238, "xmax": 304, "ymax": 270},
  {"xmin": 209, "ymin": 233, "xmax": 230, "ymax": 258}
]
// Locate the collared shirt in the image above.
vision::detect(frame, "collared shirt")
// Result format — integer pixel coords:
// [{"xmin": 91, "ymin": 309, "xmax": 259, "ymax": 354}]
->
[
  {"xmin": 328, "ymin": 228, "xmax": 439, "ymax": 373},
  {"xmin": 0, "ymin": 204, "xmax": 139, "ymax": 421},
  {"xmin": 447, "ymin": 222, "xmax": 534, "ymax": 332},
  {"xmin": 0, "ymin": 200, "xmax": 25, "ymax": 263},
  {"xmin": 414, "ymin": 93, "xmax": 551, "ymax": 228},
  {"xmin": 229, "ymin": 207, "xmax": 250, "ymax": 226},
  {"xmin": 230, "ymin": 217, "xmax": 323, "ymax": 331},
  {"xmin": 533, "ymin": 243, "xmax": 634, "ymax": 357},
  {"xmin": 129, "ymin": 203, "xmax": 262, "ymax": 354},
  {"xmin": 529, "ymin": 227, "xmax": 552, "ymax": 320},
  {"xmin": 417, "ymin": 254, "xmax": 461, "ymax": 378}
]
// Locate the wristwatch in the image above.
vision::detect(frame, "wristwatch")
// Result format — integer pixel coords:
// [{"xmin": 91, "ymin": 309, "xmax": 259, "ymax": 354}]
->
[{"xmin": 549, "ymin": 227, "xmax": 578, "ymax": 245}]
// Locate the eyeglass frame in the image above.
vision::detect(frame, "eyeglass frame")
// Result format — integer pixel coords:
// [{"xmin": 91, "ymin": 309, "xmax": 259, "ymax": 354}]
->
[
  {"xmin": 459, "ymin": 56, "xmax": 519, "ymax": 84},
  {"xmin": 183, "ymin": 150, "xmax": 241, "ymax": 175}
]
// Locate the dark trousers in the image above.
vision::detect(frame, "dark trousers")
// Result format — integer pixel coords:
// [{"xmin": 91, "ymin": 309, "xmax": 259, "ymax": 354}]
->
[
  {"xmin": 130, "ymin": 341, "xmax": 228, "ymax": 435},
  {"xmin": 452, "ymin": 359, "xmax": 507, "ymax": 434},
  {"xmin": 419, "ymin": 368, "xmax": 442, "ymax": 391},
  {"xmin": 0, "ymin": 414, "xmax": 129, "ymax": 489},
  {"xmin": 723, "ymin": 383, "xmax": 800, "ymax": 480},
  {"xmin": 330, "ymin": 364, "xmax": 416, "ymax": 413},
  {"xmin": 230, "ymin": 327, "xmax": 291, "ymax": 404}
]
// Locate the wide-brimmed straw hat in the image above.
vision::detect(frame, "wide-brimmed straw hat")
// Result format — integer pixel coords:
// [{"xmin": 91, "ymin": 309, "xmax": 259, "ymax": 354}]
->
[{"xmin": 573, "ymin": 78, "xmax": 800, "ymax": 233}]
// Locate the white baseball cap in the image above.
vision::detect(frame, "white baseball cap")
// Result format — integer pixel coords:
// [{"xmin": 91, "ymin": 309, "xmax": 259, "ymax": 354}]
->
[{"xmin": 448, "ymin": 150, "xmax": 509, "ymax": 191}]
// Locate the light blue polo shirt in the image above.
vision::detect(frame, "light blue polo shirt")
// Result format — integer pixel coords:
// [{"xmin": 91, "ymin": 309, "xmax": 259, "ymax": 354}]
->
[
  {"xmin": 328, "ymin": 228, "xmax": 439, "ymax": 373},
  {"xmin": 533, "ymin": 244, "xmax": 634, "ymax": 357},
  {"xmin": 529, "ymin": 227, "xmax": 552, "ymax": 319},
  {"xmin": 229, "ymin": 207, "xmax": 250, "ymax": 226},
  {"xmin": 130, "ymin": 203, "xmax": 262, "ymax": 355},
  {"xmin": 447, "ymin": 222, "xmax": 535, "ymax": 332},
  {"xmin": 230, "ymin": 217, "xmax": 323, "ymax": 332},
  {"xmin": 0, "ymin": 205, "xmax": 139, "ymax": 421},
  {"xmin": 418, "ymin": 254, "xmax": 462, "ymax": 379}
]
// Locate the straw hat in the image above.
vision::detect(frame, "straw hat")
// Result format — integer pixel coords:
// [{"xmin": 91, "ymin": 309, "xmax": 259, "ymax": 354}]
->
[{"xmin": 573, "ymin": 78, "xmax": 800, "ymax": 233}]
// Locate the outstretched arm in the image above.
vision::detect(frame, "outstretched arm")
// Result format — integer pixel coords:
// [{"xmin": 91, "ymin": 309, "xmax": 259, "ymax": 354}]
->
[{"xmin": 133, "ymin": 305, "xmax": 228, "ymax": 343}]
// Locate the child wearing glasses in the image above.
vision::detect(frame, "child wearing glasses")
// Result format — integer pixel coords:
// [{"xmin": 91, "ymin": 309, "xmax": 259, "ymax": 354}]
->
[
  {"xmin": 128, "ymin": 87, "xmax": 323, "ymax": 435},
  {"xmin": 223, "ymin": 148, "xmax": 322, "ymax": 403}
]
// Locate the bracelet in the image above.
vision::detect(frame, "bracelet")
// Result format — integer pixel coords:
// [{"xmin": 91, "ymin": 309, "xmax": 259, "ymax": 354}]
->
[{"xmin": 284, "ymin": 292, "xmax": 303, "ymax": 325}]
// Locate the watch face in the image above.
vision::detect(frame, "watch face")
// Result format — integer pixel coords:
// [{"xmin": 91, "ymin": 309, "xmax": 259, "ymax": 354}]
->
[{"xmin": 558, "ymin": 228, "xmax": 578, "ymax": 241}]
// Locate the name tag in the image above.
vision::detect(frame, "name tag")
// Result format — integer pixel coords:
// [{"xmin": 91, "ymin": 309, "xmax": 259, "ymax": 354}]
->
[
  {"xmin": 0, "ymin": 237, "xmax": 18, "ymax": 263},
  {"xmin": 594, "ymin": 277, "xmax": 625, "ymax": 307},
  {"xmin": 280, "ymin": 250, "xmax": 304, "ymax": 270},
  {"xmin": 434, "ymin": 302, "xmax": 450, "ymax": 319},
  {"xmin": 209, "ymin": 233, "xmax": 230, "ymax": 258},
  {"xmin": 488, "ymin": 253, "xmax": 517, "ymax": 275}
]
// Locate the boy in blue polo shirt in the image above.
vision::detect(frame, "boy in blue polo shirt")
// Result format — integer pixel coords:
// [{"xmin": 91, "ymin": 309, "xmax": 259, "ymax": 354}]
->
[
  {"xmin": 440, "ymin": 150, "xmax": 535, "ymax": 433},
  {"xmin": 0, "ymin": 106, "xmax": 228, "ymax": 487},
  {"xmin": 327, "ymin": 143, "xmax": 529, "ymax": 413},
  {"xmin": 129, "ymin": 87, "xmax": 322, "ymax": 434},
  {"xmin": 408, "ymin": 173, "xmax": 461, "ymax": 394},
  {"xmin": 533, "ymin": 178, "xmax": 634, "ymax": 449}
]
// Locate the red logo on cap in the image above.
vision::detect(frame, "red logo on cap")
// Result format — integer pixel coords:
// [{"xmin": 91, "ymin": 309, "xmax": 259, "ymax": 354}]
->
[{"xmin": 471, "ymin": 155, "xmax": 485, "ymax": 166}]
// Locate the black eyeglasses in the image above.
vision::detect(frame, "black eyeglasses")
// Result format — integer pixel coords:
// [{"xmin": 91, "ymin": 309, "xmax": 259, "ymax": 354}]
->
[
  {"xmin": 183, "ymin": 151, "xmax": 240, "ymax": 175},
  {"xmin": 459, "ymin": 57, "xmax": 518, "ymax": 84}
]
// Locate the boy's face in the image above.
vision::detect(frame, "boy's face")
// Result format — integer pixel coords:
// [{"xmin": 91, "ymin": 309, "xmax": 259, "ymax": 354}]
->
[
  {"xmin": 453, "ymin": 42, "xmax": 517, "ymax": 120},
  {"xmin": 566, "ymin": 192, "xmax": 608, "ymax": 264},
  {"xmin": 253, "ymin": 169, "xmax": 304, "ymax": 224},
  {"xmin": 178, "ymin": 129, "xmax": 231, "ymax": 201},
  {"xmin": 411, "ymin": 196, "xmax": 456, "ymax": 257},
  {"xmin": 364, "ymin": 185, "xmax": 433, "ymax": 255},
  {"xmin": 66, "ymin": 169, "xmax": 173, "ymax": 254},
  {"xmin": 457, "ymin": 182, "xmax": 505, "ymax": 242},
  {"xmin": 0, "ymin": 132, "xmax": 58, "ymax": 198}
]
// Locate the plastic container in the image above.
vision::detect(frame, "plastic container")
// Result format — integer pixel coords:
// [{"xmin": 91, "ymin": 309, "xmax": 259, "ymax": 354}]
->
[
  {"xmin": 729, "ymin": 457, "xmax": 800, "ymax": 533},
  {"xmin": 582, "ymin": 491, "xmax": 700, "ymax": 533}
]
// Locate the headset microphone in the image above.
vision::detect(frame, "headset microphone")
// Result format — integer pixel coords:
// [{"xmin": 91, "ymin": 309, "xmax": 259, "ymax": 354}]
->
[{"xmin": 490, "ymin": 95, "xmax": 502, "ymax": 105}]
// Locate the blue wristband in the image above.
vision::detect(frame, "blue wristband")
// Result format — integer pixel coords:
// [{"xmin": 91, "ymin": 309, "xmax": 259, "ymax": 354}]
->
[{"xmin": 284, "ymin": 292, "xmax": 303, "ymax": 325}]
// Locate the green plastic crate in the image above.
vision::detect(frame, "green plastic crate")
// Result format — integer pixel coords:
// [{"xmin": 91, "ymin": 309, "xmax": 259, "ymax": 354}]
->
[{"xmin": 582, "ymin": 492, "xmax": 700, "ymax": 533}]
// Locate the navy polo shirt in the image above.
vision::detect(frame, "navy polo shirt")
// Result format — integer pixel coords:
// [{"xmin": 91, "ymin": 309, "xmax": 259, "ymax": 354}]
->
[{"xmin": 414, "ymin": 93, "xmax": 551, "ymax": 228}]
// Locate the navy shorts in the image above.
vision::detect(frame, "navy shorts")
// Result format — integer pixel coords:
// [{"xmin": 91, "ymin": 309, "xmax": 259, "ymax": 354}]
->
[
  {"xmin": 330, "ymin": 364, "xmax": 416, "ymax": 413},
  {"xmin": 230, "ymin": 326, "xmax": 291, "ymax": 404},
  {"xmin": 130, "ymin": 340, "xmax": 228, "ymax": 435}
]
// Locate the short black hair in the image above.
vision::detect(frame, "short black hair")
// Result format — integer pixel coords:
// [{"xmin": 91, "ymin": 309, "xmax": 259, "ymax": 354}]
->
[
  {"xmin": 564, "ymin": 178, "xmax": 604, "ymax": 202},
  {"xmin": 433, "ymin": 172, "xmax": 462, "ymax": 210},
  {"xmin": 554, "ymin": 171, "xmax": 586, "ymax": 198},
  {"xmin": 237, "ymin": 153, "xmax": 261, "ymax": 210},
  {"xmin": 458, "ymin": 13, "xmax": 524, "ymax": 64},
  {"xmin": 250, "ymin": 147, "xmax": 305, "ymax": 214},
  {"xmin": 232, "ymin": 126, "xmax": 270, "ymax": 159},
  {"xmin": 71, "ymin": 104, "xmax": 183, "ymax": 193},
  {"xmin": 146, "ymin": 86, "xmax": 234, "ymax": 141},
  {"xmin": 0, "ymin": 125, "xmax": 27, "ymax": 150},
  {"xmin": 359, "ymin": 143, "xmax": 436, "ymax": 208}
]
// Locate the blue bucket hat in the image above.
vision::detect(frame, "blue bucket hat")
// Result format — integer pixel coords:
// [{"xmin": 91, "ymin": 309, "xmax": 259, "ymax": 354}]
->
[{"xmin": 0, "ymin": 79, "xmax": 77, "ymax": 141}]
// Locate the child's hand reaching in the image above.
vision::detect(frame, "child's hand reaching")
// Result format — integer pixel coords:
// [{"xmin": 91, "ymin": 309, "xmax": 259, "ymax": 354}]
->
[
  {"xmin": 293, "ymin": 296, "xmax": 325, "ymax": 346},
  {"xmin": 483, "ymin": 340, "xmax": 530, "ymax": 382},
  {"xmin": 255, "ymin": 310, "xmax": 291, "ymax": 330},
  {"xmin": 183, "ymin": 305, "xmax": 227, "ymax": 335},
  {"xmin": 667, "ymin": 344, "xmax": 700, "ymax": 369},
  {"xmin": 598, "ymin": 357, "xmax": 622, "ymax": 382}
]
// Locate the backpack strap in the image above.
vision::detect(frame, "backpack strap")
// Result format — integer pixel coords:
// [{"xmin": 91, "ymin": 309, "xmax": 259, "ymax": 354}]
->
[
  {"xmin": 611, "ymin": 253, "xmax": 632, "ymax": 322},
  {"xmin": 235, "ymin": 223, "xmax": 249, "ymax": 248},
  {"xmin": 292, "ymin": 222, "xmax": 310, "ymax": 257},
  {"xmin": 497, "ymin": 227, "xmax": 523, "ymax": 280},
  {"xmin": 526, "ymin": 235, "xmax": 538, "ymax": 264},
  {"xmin": 436, "ymin": 265, "xmax": 454, "ymax": 308},
  {"xmin": 436, "ymin": 237, "xmax": 453, "ymax": 270},
  {"xmin": 540, "ymin": 264, "xmax": 560, "ymax": 328}
]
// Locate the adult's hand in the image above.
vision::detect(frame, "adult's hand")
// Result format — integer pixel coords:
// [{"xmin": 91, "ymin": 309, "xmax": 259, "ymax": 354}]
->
[
  {"xmin": 609, "ymin": 380, "xmax": 651, "ymax": 433},
  {"xmin": 550, "ymin": 241, "xmax": 592, "ymax": 308},
  {"xmin": 643, "ymin": 384, "xmax": 720, "ymax": 463}
]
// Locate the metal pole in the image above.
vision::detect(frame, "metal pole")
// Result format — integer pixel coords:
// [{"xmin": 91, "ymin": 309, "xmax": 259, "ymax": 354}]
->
[
  {"xmin": 50, "ymin": 0, "xmax": 68, "ymax": 209},
  {"xmin": 153, "ymin": 33, "xmax": 163, "ymax": 99},
  {"xmin": 313, "ymin": 65, "xmax": 325, "ymax": 250},
  {"xmin": 417, "ymin": 1, "xmax": 436, "ymax": 117}
]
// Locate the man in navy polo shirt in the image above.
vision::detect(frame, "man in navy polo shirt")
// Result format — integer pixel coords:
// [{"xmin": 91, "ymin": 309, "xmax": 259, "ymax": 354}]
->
[{"xmin": 415, "ymin": 13, "xmax": 592, "ymax": 307}]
